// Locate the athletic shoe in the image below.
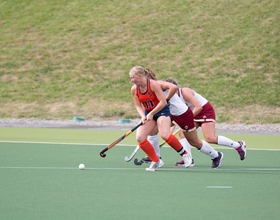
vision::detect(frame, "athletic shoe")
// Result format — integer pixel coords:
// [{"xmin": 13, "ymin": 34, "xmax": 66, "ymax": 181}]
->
[
  {"xmin": 141, "ymin": 156, "xmax": 152, "ymax": 163},
  {"xmin": 236, "ymin": 141, "xmax": 247, "ymax": 160},
  {"xmin": 183, "ymin": 153, "xmax": 192, "ymax": 168},
  {"xmin": 141, "ymin": 156, "xmax": 162, "ymax": 164},
  {"xmin": 146, "ymin": 160, "xmax": 160, "ymax": 171},
  {"xmin": 211, "ymin": 152, "xmax": 223, "ymax": 169},
  {"xmin": 174, "ymin": 159, "xmax": 195, "ymax": 167},
  {"xmin": 158, "ymin": 159, "xmax": 164, "ymax": 168}
]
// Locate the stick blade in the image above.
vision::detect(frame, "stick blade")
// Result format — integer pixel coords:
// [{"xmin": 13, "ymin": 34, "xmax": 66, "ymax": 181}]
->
[
  {"xmin": 134, "ymin": 158, "xmax": 143, "ymax": 165},
  {"xmin": 100, "ymin": 153, "xmax": 106, "ymax": 157},
  {"xmin": 124, "ymin": 156, "xmax": 130, "ymax": 162}
]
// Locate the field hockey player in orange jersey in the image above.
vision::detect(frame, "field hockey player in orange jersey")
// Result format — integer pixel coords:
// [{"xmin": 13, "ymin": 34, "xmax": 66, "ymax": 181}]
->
[
  {"xmin": 129, "ymin": 66, "xmax": 192, "ymax": 171},
  {"xmin": 141, "ymin": 70, "xmax": 223, "ymax": 169}
]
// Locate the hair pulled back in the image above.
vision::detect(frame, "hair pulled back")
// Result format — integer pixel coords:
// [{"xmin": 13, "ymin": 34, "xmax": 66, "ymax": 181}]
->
[
  {"xmin": 129, "ymin": 66, "xmax": 145, "ymax": 76},
  {"xmin": 144, "ymin": 68, "xmax": 157, "ymax": 80},
  {"xmin": 165, "ymin": 77, "xmax": 179, "ymax": 86},
  {"xmin": 129, "ymin": 66, "xmax": 157, "ymax": 80}
]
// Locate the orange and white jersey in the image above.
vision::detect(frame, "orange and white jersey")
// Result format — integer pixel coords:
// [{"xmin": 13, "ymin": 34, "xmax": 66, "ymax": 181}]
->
[
  {"xmin": 136, "ymin": 79, "xmax": 160, "ymax": 111},
  {"xmin": 178, "ymin": 88, "xmax": 208, "ymax": 111}
]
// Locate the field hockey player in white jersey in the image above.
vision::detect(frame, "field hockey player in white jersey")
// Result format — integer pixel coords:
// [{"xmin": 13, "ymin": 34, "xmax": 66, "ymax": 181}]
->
[
  {"xmin": 165, "ymin": 77, "xmax": 247, "ymax": 167},
  {"xmin": 143, "ymin": 69, "xmax": 224, "ymax": 169}
]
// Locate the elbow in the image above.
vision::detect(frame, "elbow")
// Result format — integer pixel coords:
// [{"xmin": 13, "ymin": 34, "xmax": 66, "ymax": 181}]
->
[
  {"xmin": 172, "ymin": 85, "xmax": 178, "ymax": 94},
  {"xmin": 194, "ymin": 105, "xmax": 202, "ymax": 115}
]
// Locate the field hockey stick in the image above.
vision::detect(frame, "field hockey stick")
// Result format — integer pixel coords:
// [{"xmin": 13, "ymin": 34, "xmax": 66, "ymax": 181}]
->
[
  {"xmin": 134, "ymin": 128, "xmax": 182, "ymax": 165},
  {"xmin": 100, "ymin": 122, "xmax": 142, "ymax": 158},
  {"xmin": 124, "ymin": 145, "xmax": 140, "ymax": 162}
]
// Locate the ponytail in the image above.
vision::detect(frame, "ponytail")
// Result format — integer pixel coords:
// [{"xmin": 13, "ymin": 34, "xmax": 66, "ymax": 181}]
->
[{"xmin": 144, "ymin": 68, "xmax": 157, "ymax": 80}]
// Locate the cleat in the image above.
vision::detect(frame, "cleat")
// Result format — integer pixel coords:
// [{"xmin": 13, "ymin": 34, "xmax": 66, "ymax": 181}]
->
[
  {"xmin": 211, "ymin": 152, "xmax": 223, "ymax": 169},
  {"xmin": 174, "ymin": 159, "xmax": 195, "ymax": 167},
  {"xmin": 141, "ymin": 156, "xmax": 162, "ymax": 164},
  {"xmin": 175, "ymin": 159, "xmax": 184, "ymax": 167},
  {"xmin": 183, "ymin": 153, "xmax": 192, "ymax": 168},
  {"xmin": 158, "ymin": 159, "xmax": 164, "ymax": 168},
  {"xmin": 236, "ymin": 141, "xmax": 247, "ymax": 160},
  {"xmin": 141, "ymin": 156, "xmax": 152, "ymax": 163},
  {"xmin": 191, "ymin": 159, "xmax": 195, "ymax": 167},
  {"xmin": 146, "ymin": 160, "xmax": 160, "ymax": 171}
]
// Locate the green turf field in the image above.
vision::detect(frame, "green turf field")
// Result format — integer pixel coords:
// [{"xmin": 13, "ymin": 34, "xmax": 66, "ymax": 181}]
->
[{"xmin": 0, "ymin": 127, "xmax": 280, "ymax": 220}]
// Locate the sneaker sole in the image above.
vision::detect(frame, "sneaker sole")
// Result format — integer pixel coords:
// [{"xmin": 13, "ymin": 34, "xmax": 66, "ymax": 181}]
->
[
  {"xmin": 174, "ymin": 164, "xmax": 184, "ymax": 167},
  {"xmin": 145, "ymin": 168, "xmax": 157, "ymax": 171},
  {"xmin": 185, "ymin": 161, "xmax": 192, "ymax": 168},
  {"xmin": 174, "ymin": 163, "xmax": 195, "ymax": 167}
]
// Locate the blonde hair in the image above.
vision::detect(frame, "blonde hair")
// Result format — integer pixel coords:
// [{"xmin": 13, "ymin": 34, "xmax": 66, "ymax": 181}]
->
[
  {"xmin": 129, "ymin": 66, "xmax": 145, "ymax": 76},
  {"xmin": 165, "ymin": 77, "xmax": 179, "ymax": 86},
  {"xmin": 129, "ymin": 66, "xmax": 157, "ymax": 80}
]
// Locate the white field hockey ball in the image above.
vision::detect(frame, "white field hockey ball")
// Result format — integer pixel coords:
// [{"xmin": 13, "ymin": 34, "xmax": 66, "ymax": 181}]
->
[{"xmin": 79, "ymin": 164, "xmax": 85, "ymax": 170}]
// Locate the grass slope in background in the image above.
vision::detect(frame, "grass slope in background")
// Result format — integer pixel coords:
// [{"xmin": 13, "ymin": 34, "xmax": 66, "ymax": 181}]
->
[{"xmin": 0, "ymin": 0, "xmax": 279, "ymax": 123}]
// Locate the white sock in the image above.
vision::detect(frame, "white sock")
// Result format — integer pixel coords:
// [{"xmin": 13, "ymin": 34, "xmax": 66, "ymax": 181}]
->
[
  {"xmin": 179, "ymin": 138, "xmax": 192, "ymax": 158},
  {"xmin": 199, "ymin": 140, "xmax": 219, "ymax": 159},
  {"xmin": 217, "ymin": 136, "xmax": 240, "ymax": 149},
  {"xmin": 148, "ymin": 134, "xmax": 160, "ymax": 158}
]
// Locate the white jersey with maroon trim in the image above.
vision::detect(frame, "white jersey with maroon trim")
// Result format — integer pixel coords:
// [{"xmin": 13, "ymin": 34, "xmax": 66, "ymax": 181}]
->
[
  {"xmin": 163, "ymin": 89, "xmax": 188, "ymax": 116},
  {"xmin": 178, "ymin": 88, "xmax": 208, "ymax": 111}
]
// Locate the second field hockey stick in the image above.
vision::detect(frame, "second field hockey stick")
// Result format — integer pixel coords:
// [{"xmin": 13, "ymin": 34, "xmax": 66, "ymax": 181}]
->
[
  {"xmin": 124, "ymin": 145, "xmax": 140, "ymax": 162},
  {"xmin": 100, "ymin": 122, "xmax": 142, "ymax": 158},
  {"xmin": 134, "ymin": 128, "xmax": 182, "ymax": 165}
]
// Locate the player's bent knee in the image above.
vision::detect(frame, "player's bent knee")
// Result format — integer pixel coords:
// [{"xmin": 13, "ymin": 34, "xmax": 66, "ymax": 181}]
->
[
  {"xmin": 136, "ymin": 136, "xmax": 147, "ymax": 143},
  {"xmin": 191, "ymin": 143, "xmax": 201, "ymax": 148},
  {"xmin": 188, "ymin": 138, "xmax": 203, "ymax": 148},
  {"xmin": 160, "ymin": 134, "xmax": 169, "ymax": 141},
  {"xmin": 205, "ymin": 136, "xmax": 217, "ymax": 144}
]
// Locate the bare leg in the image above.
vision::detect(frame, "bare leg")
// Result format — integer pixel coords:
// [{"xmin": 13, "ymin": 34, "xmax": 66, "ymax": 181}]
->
[
  {"xmin": 136, "ymin": 120, "xmax": 157, "ymax": 143},
  {"xmin": 183, "ymin": 129, "xmax": 219, "ymax": 159},
  {"xmin": 201, "ymin": 122, "xmax": 217, "ymax": 144},
  {"xmin": 157, "ymin": 116, "xmax": 172, "ymax": 141},
  {"xmin": 183, "ymin": 129, "xmax": 202, "ymax": 149},
  {"xmin": 202, "ymin": 122, "xmax": 241, "ymax": 149}
]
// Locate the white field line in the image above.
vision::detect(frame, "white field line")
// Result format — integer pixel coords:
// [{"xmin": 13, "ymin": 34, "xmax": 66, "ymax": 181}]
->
[
  {"xmin": 206, "ymin": 186, "xmax": 233, "ymax": 188},
  {"xmin": 0, "ymin": 140, "xmax": 280, "ymax": 151},
  {"xmin": 0, "ymin": 140, "xmax": 105, "ymax": 146},
  {"xmin": 0, "ymin": 167, "xmax": 280, "ymax": 171}
]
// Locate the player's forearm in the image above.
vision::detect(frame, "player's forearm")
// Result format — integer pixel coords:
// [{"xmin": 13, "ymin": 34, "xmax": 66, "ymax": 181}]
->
[
  {"xmin": 193, "ymin": 106, "xmax": 202, "ymax": 117},
  {"xmin": 135, "ymin": 106, "xmax": 145, "ymax": 118},
  {"xmin": 166, "ymin": 86, "xmax": 178, "ymax": 100}
]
